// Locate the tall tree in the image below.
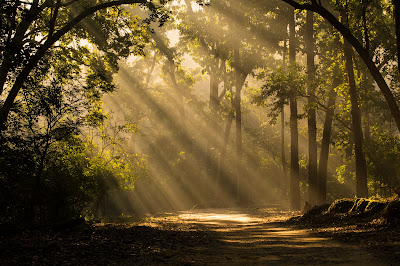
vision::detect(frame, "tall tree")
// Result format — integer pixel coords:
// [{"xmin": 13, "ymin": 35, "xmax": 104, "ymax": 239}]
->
[
  {"xmin": 306, "ymin": 10, "xmax": 317, "ymax": 206},
  {"xmin": 288, "ymin": 7, "xmax": 300, "ymax": 210},
  {"xmin": 182, "ymin": 0, "xmax": 229, "ymax": 192},
  {"xmin": 341, "ymin": 9, "xmax": 369, "ymax": 198},
  {"xmin": 281, "ymin": 38, "xmax": 288, "ymax": 197},
  {"xmin": 317, "ymin": 64, "xmax": 340, "ymax": 204},
  {"xmin": 234, "ymin": 46, "xmax": 244, "ymax": 201}
]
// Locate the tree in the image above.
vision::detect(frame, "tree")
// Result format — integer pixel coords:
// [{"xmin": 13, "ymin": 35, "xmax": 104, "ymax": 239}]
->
[
  {"xmin": 281, "ymin": 0, "xmax": 400, "ymax": 135},
  {"xmin": 314, "ymin": 26, "xmax": 343, "ymax": 203},
  {"xmin": 0, "ymin": 50, "xmax": 138, "ymax": 224},
  {"xmin": 317, "ymin": 67, "xmax": 340, "ymax": 204},
  {"xmin": 179, "ymin": 0, "xmax": 282, "ymax": 202},
  {"xmin": 0, "ymin": 0, "xmax": 167, "ymax": 130},
  {"xmin": 288, "ymin": 7, "xmax": 301, "ymax": 210},
  {"xmin": 306, "ymin": 10, "xmax": 317, "ymax": 206},
  {"xmin": 341, "ymin": 9, "xmax": 368, "ymax": 198},
  {"xmin": 180, "ymin": 0, "xmax": 231, "ymax": 192}
]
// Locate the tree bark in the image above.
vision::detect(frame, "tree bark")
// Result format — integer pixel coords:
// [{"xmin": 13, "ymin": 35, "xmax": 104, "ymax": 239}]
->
[
  {"xmin": 206, "ymin": 60, "xmax": 220, "ymax": 187},
  {"xmin": 281, "ymin": 36, "xmax": 288, "ymax": 197},
  {"xmin": 168, "ymin": 66, "xmax": 185, "ymax": 124},
  {"xmin": 281, "ymin": 108, "xmax": 287, "ymax": 196},
  {"xmin": 234, "ymin": 47, "xmax": 242, "ymax": 202},
  {"xmin": 306, "ymin": 10, "xmax": 317, "ymax": 206},
  {"xmin": 217, "ymin": 111, "xmax": 233, "ymax": 198},
  {"xmin": 289, "ymin": 7, "xmax": 300, "ymax": 210},
  {"xmin": 233, "ymin": 46, "xmax": 247, "ymax": 202}
]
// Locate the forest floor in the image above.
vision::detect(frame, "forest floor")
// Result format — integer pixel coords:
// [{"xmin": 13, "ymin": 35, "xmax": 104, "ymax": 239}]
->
[{"xmin": 1, "ymin": 206, "xmax": 400, "ymax": 265}]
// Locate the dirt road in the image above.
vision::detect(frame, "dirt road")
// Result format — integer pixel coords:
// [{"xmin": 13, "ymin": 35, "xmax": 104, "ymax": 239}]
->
[
  {"xmin": 142, "ymin": 208, "xmax": 388, "ymax": 265},
  {"xmin": 1, "ymin": 207, "xmax": 395, "ymax": 265}
]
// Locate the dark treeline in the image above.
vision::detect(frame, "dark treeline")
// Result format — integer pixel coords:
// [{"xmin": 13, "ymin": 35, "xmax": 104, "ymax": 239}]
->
[{"xmin": 1, "ymin": 0, "xmax": 400, "ymax": 226}]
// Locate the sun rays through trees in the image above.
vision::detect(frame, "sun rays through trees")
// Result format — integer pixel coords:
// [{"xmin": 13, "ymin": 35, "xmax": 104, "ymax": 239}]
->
[{"xmin": 1, "ymin": 0, "xmax": 400, "ymax": 226}]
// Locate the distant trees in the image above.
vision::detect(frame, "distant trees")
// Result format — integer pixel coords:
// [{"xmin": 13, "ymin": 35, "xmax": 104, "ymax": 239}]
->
[{"xmin": 179, "ymin": 0, "xmax": 284, "ymax": 202}]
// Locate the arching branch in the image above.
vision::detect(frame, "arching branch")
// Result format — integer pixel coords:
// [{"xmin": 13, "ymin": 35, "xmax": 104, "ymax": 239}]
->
[
  {"xmin": 0, "ymin": 0, "xmax": 151, "ymax": 129},
  {"xmin": 281, "ymin": 0, "xmax": 400, "ymax": 133}
]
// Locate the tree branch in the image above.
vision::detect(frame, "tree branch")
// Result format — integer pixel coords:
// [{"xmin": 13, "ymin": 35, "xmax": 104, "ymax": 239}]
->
[
  {"xmin": 0, "ymin": 0, "xmax": 149, "ymax": 129},
  {"xmin": 280, "ymin": 0, "xmax": 400, "ymax": 133}
]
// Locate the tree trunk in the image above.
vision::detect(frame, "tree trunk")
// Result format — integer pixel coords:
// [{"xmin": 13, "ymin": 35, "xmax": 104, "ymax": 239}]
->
[
  {"xmin": 210, "ymin": 63, "xmax": 220, "ymax": 112},
  {"xmin": 281, "ymin": 36, "xmax": 288, "ymax": 197},
  {"xmin": 234, "ymin": 46, "xmax": 247, "ymax": 203},
  {"xmin": 306, "ymin": 10, "xmax": 317, "ymax": 206},
  {"xmin": 361, "ymin": 5, "xmax": 372, "ymax": 143},
  {"xmin": 168, "ymin": 65, "xmax": 185, "ymax": 125},
  {"xmin": 342, "ymin": 11, "xmax": 369, "ymax": 198},
  {"xmin": 281, "ymin": 108, "xmax": 287, "ymax": 196},
  {"xmin": 289, "ymin": 7, "xmax": 300, "ymax": 210},
  {"xmin": 206, "ymin": 63, "xmax": 220, "ymax": 177},
  {"xmin": 33, "ymin": 137, "xmax": 51, "ymax": 225},
  {"xmin": 217, "ymin": 111, "xmax": 233, "ymax": 198},
  {"xmin": 317, "ymin": 71, "xmax": 340, "ymax": 205}
]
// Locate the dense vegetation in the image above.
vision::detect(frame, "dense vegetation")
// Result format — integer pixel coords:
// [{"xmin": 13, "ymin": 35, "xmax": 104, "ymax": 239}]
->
[{"xmin": 1, "ymin": 0, "xmax": 400, "ymax": 227}]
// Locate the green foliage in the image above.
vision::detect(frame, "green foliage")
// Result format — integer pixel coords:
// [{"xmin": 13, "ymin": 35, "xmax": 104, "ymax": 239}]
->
[
  {"xmin": 254, "ymin": 64, "xmax": 306, "ymax": 124},
  {"xmin": 0, "ymin": 120, "xmax": 147, "ymax": 224},
  {"xmin": 365, "ymin": 126, "xmax": 400, "ymax": 189},
  {"xmin": 39, "ymin": 136, "xmax": 97, "ymax": 221},
  {"xmin": 0, "ymin": 0, "xmax": 158, "ymax": 224}
]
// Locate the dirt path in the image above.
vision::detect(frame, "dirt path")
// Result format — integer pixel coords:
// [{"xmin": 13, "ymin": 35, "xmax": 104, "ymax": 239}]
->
[
  {"xmin": 1, "ymin": 207, "xmax": 394, "ymax": 265},
  {"xmin": 143, "ymin": 208, "xmax": 388, "ymax": 265}
]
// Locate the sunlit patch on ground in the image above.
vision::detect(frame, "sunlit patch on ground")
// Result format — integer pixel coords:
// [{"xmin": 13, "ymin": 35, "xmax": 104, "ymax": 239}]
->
[{"xmin": 177, "ymin": 209, "xmax": 264, "ymax": 225}]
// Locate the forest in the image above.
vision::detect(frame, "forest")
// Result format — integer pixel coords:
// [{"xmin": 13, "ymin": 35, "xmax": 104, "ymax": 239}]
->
[{"xmin": 1, "ymin": 0, "xmax": 400, "ymax": 264}]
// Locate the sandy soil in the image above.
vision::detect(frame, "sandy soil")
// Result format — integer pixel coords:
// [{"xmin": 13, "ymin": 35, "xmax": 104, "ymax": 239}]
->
[{"xmin": 1, "ymin": 207, "xmax": 397, "ymax": 265}]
